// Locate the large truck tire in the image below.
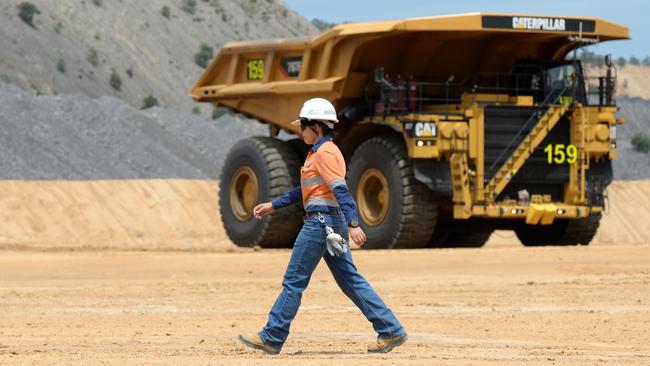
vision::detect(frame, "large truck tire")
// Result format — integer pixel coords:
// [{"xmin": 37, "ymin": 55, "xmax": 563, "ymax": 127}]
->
[
  {"xmin": 514, "ymin": 213, "xmax": 601, "ymax": 246},
  {"xmin": 446, "ymin": 230, "xmax": 493, "ymax": 247},
  {"xmin": 219, "ymin": 137, "xmax": 303, "ymax": 248},
  {"xmin": 347, "ymin": 135, "xmax": 438, "ymax": 249},
  {"xmin": 429, "ymin": 219, "xmax": 495, "ymax": 248},
  {"xmin": 559, "ymin": 213, "xmax": 602, "ymax": 245},
  {"xmin": 286, "ymin": 138, "xmax": 309, "ymax": 162}
]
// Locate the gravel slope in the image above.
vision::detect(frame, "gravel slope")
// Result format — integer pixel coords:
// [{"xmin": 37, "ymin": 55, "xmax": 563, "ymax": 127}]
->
[
  {"xmin": 0, "ymin": 82, "xmax": 267, "ymax": 179},
  {"xmin": 0, "ymin": 81, "xmax": 648, "ymax": 180},
  {"xmin": 0, "ymin": 0, "xmax": 318, "ymax": 113}
]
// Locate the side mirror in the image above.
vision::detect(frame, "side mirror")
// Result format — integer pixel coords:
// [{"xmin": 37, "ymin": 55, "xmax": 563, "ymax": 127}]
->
[{"xmin": 605, "ymin": 54, "xmax": 612, "ymax": 67}]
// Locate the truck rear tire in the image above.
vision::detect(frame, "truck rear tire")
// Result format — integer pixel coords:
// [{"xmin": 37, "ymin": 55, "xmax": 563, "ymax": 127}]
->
[
  {"xmin": 448, "ymin": 230, "xmax": 493, "ymax": 247},
  {"xmin": 219, "ymin": 137, "xmax": 303, "ymax": 248},
  {"xmin": 347, "ymin": 135, "xmax": 438, "ymax": 249},
  {"xmin": 429, "ymin": 219, "xmax": 495, "ymax": 248},
  {"xmin": 514, "ymin": 213, "xmax": 601, "ymax": 246},
  {"xmin": 560, "ymin": 213, "xmax": 602, "ymax": 245}
]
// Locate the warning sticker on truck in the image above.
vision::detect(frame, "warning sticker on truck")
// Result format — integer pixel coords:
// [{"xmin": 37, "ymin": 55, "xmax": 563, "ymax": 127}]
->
[{"xmin": 280, "ymin": 56, "xmax": 302, "ymax": 77}]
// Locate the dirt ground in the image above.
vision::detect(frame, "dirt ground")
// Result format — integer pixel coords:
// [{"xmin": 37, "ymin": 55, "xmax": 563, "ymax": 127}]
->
[
  {"xmin": 0, "ymin": 244, "xmax": 648, "ymax": 365},
  {"xmin": 0, "ymin": 180, "xmax": 649, "ymax": 365}
]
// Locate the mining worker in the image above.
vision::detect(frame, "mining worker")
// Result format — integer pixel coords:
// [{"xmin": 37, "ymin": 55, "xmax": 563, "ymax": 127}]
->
[{"xmin": 238, "ymin": 97, "xmax": 407, "ymax": 354}]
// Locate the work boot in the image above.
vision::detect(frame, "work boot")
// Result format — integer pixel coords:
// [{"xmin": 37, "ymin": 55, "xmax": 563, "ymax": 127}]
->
[
  {"xmin": 367, "ymin": 333, "xmax": 408, "ymax": 353},
  {"xmin": 238, "ymin": 333, "xmax": 281, "ymax": 355}
]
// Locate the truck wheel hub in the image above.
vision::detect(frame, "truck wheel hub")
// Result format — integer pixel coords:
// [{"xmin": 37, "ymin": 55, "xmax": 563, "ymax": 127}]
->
[
  {"xmin": 358, "ymin": 168, "xmax": 389, "ymax": 225},
  {"xmin": 230, "ymin": 166, "xmax": 258, "ymax": 221}
]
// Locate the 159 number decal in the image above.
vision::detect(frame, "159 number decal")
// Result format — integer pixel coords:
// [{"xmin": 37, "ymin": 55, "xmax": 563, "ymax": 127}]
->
[
  {"xmin": 247, "ymin": 59, "xmax": 264, "ymax": 80},
  {"xmin": 544, "ymin": 144, "xmax": 577, "ymax": 164}
]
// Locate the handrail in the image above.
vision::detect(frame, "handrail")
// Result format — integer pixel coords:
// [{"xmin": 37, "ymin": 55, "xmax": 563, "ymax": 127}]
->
[
  {"xmin": 367, "ymin": 70, "xmax": 555, "ymax": 117},
  {"xmin": 366, "ymin": 65, "xmax": 616, "ymax": 118},
  {"xmin": 484, "ymin": 80, "xmax": 571, "ymax": 180}
]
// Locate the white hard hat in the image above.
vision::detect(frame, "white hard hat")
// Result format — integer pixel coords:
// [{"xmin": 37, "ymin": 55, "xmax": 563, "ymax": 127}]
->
[{"xmin": 290, "ymin": 98, "xmax": 338, "ymax": 129}]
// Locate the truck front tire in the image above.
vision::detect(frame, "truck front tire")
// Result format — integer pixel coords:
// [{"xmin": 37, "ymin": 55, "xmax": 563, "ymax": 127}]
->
[
  {"xmin": 219, "ymin": 137, "xmax": 303, "ymax": 248},
  {"xmin": 347, "ymin": 136, "xmax": 438, "ymax": 249}
]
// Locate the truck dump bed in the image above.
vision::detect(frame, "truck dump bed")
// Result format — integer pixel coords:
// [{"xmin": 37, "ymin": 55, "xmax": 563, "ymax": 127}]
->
[{"xmin": 190, "ymin": 12, "xmax": 628, "ymax": 133}]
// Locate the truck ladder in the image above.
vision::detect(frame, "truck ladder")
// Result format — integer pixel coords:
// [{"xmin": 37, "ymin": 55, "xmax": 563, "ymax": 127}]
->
[{"xmin": 485, "ymin": 103, "xmax": 569, "ymax": 200}]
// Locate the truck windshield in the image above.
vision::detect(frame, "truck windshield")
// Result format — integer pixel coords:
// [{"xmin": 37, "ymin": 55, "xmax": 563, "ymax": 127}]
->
[{"xmin": 545, "ymin": 64, "xmax": 578, "ymax": 92}]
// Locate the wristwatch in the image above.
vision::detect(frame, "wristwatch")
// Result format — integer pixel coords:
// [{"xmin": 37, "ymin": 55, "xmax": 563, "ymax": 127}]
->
[{"xmin": 348, "ymin": 219, "xmax": 359, "ymax": 228}]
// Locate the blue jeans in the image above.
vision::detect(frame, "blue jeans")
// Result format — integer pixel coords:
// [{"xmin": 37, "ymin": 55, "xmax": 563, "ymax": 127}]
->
[{"xmin": 258, "ymin": 213, "xmax": 405, "ymax": 349}]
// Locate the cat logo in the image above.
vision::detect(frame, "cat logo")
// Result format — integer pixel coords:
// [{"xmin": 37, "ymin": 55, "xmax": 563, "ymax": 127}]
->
[{"xmin": 414, "ymin": 122, "xmax": 436, "ymax": 137}]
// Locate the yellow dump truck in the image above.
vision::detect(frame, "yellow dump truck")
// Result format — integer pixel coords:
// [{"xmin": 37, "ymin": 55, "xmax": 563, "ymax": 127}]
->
[{"xmin": 190, "ymin": 13, "xmax": 628, "ymax": 249}]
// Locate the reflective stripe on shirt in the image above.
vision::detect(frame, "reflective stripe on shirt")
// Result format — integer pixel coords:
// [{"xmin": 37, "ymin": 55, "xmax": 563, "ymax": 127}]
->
[
  {"xmin": 305, "ymin": 197, "xmax": 340, "ymax": 207},
  {"xmin": 300, "ymin": 176, "xmax": 325, "ymax": 186},
  {"xmin": 328, "ymin": 177, "xmax": 348, "ymax": 191}
]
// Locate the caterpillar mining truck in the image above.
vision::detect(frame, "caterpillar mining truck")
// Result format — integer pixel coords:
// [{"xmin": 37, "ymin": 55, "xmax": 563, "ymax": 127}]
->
[{"xmin": 190, "ymin": 13, "xmax": 628, "ymax": 249}]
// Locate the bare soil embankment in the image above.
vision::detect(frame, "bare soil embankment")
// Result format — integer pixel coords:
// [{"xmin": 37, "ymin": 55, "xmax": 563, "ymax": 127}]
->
[{"xmin": 0, "ymin": 179, "xmax": 648, "ymax": 251}]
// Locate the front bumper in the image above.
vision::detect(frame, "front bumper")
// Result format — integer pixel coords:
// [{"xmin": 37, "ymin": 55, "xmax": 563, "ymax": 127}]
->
[{"xmin": 458, "ymin": 203, "xmax": 602, "ymax": 225}]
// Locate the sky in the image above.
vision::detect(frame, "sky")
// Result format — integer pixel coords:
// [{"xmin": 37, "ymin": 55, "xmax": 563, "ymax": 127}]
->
[{"xmin": 284, "ymin": 0, "xmax": 647, "ymax": 59}]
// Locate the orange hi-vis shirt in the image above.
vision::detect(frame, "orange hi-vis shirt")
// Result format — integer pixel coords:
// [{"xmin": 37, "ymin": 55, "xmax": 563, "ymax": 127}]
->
[
  {"xmin": 271, "ymin": 136, "xmax": 359, "ymax": 225},
  {"xmin": 301, "ymin": 139, "xmax": 346, "ymax": 208}
]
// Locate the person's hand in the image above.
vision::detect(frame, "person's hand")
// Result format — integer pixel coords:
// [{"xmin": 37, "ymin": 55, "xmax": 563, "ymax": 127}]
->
[
  {"xmin": 253, "ymin": 202, "xmax": 274, "ymax": 219},
  {"xmin": 349, "ymin": 226, "xmax": 366, "ymax": 247}
]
